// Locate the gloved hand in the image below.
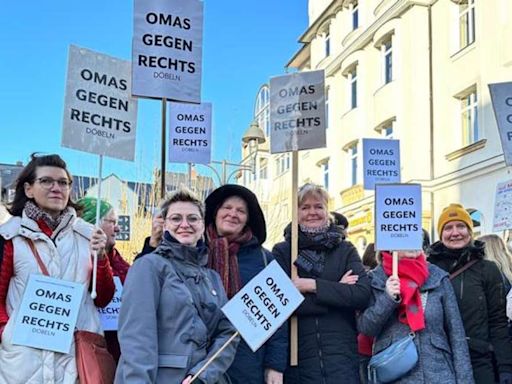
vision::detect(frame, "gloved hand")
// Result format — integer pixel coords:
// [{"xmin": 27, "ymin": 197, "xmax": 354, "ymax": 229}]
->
[{"xmin": 500, "ymin": 372, "xmax": 512, "ymax": 384}]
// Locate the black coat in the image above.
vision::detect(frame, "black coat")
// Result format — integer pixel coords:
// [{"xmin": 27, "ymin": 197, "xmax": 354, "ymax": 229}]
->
[
  {"xmin": 272, "ymin": 225, "xmax": 371, "ymax": 384},
  {"xmin": 428, "ymin": 240, "xmax": 512, "ymax": 383}
]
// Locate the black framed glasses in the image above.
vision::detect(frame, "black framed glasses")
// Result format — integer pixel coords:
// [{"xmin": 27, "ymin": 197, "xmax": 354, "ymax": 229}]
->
[{"xmin": 35, "ymin": 177, "xmax": 72, "ymax": 190}]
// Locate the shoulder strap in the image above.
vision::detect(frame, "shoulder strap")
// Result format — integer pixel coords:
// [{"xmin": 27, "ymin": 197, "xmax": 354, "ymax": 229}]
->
[
  {"xmin": 0, "ymin": 236, "xmax": 4, "ymax": 273},
  {"xmin": 449, "ymin": 259, "xmax": 478, "ymax": 280},
  {"xmin": 26, "ymin": 239, "xmax": 50, "ymax": 276},
  {"xmin": 261, "ymin": 248, "xmax": 268, "ymax": 267}
]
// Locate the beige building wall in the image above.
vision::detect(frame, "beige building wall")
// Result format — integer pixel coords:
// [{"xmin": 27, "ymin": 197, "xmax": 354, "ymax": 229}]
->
[{"xmin": 241, "ymin": 0, "xmax": 512, "ymax": 250}]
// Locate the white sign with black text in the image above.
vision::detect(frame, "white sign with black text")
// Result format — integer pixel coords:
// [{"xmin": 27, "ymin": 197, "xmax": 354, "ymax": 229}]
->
[
  {"xmin": 363, "ymin": 138, "xmax": 401, "ymax": 190},
  {"xmin": 169, "ymin": 101, "xmax": 212, "ymax": 164},
  {"xmin": 489, "ymin": 82, "xmax": 512, "ymax": 166},
  {"xmin": 269, "ymin": 70, "xmax": 326, "ymax": 154},
  {"xmin": 375, "ymin": 184, "xmax": 423, "ymax": 251},
  {"xmin": 492, "ymin": 179, "xmax": 512, "ymax": 232},
  {"xmin": 11, "ymin": 274, "xmax": 85, "ymax": 354},
  {"xmin": 132, "ymin": 0, "xmax": 203, "ymax": 102},
  {"xmin": 222, "ymin": 260, "xmax": 304, "ymax": 352},
  {"xmin": 62, "ymin": 45, "xmax": 138, "ymax": 161},
  {"xmin": 97, "ymin": 276, "xmax": 123, "ymax": 331}
]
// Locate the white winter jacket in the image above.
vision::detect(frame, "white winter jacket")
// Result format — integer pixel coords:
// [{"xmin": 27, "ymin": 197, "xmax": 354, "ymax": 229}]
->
[{"xmin": 0, "ymin": 210, "xmax": 102, "ymax": 384}]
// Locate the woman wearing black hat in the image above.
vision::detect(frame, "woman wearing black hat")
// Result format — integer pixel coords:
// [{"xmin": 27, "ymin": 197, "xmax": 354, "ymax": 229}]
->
[
  {"xmin": 273, "ymin": 183, "xmax": 371, "ymax": 384},
  {"xmin": 204, "ymin": 184, "xmax": 287, "ymax": 384}
]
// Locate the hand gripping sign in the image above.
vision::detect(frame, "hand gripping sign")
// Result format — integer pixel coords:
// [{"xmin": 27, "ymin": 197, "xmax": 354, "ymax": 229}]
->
[{"xmin": 189, "ymin": 261, "xmax": 304, "ymax": 382}]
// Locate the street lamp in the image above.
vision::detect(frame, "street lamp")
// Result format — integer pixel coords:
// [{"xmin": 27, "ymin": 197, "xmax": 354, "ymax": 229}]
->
[{"xmin": 199, "ymin": 121, "xmax": 266, "ymax": 186}]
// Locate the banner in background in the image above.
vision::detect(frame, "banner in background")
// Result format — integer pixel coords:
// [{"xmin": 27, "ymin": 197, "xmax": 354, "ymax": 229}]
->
[{"xmin": 489, "ymin": 82, "xmax": 512, "ymax": 166}]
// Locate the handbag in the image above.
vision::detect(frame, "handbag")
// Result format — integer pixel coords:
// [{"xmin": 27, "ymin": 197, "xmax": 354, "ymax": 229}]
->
[
  {"xmin": 26, "ymin": 239, "xmax": 116, "ymax": 384},
  {"xmin": 367, "ymin": 332, "xmax": 418, "ymax": 383}
]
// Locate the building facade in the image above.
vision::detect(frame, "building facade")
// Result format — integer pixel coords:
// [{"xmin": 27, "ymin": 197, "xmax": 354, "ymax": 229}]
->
[{"xmin": 240, "ymin": 0, "xmax": 512, "ymax": 252}]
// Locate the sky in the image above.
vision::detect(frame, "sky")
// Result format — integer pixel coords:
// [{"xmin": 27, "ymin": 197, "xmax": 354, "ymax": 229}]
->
[{"xmin": 0, "ymin": 1, "xmax": 308, "ymax": 183}]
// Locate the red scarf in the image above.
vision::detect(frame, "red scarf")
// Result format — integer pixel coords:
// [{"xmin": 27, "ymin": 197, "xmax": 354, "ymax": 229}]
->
[
  {"xmin": 206, "ymin": 225, "xmax": 252, "ymax": 299},
  {"xmin": 382, "ymin": 252, "xmax": 429, "ymax": 332},
  {"xmin": 107, "ymin": 248, "xmax": 130, "ymax": 284}
]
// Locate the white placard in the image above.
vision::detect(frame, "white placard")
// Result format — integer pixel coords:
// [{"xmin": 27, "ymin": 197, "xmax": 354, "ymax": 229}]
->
[
  {"xmin": 11, "ymin": 274, "xmax": 85, "ymax": 354},
  {"xmin": 169, "ymin": 101, "xmax": 212, "ymax": 164},
  {"xmin": 62, "ymin": 45, "xmax": 138, "ymax": 161},
  {"xmin": 363, "ymin": 138, "xmax": 401, "ymax": 190},
  {"xmin": 492, "ymin": 179, "xmax": 512, "ymax": 232},
  {"xmin": 375, "ymin": 184, "xmax": 423, "ymax": 250},
  {"xmin": 269, "ymin": 70, "xmax": 326, "ymax": 154},
  {"xmin": 97, "ymin": 276, "xmax": 123, "ymax": 331},
  {"xmin": 132, "ymin": 0, "xmax": 203, "ymax": 102},
  {"xmin": 489, "ymin": 82, "xmax": 512, "ymax": 166},
  {"xmin": 222, "ymin": 260, "xmax": 304, "ymax": 352}
]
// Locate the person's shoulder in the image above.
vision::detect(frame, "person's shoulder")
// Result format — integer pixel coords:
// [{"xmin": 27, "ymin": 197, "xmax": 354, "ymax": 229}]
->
[
  {"xmin": 72, "ymin": 217, "xmax": 94, "ymax": 239},
  {"xmin": 0, "ymin": 216, "xmax": 21, "ymax": 240}
]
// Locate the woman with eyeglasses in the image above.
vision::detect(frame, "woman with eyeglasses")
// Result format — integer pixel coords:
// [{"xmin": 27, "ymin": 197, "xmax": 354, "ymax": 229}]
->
[
  {"xmin": 273, "ymin": 183, "xmax": 371, "ymax": 384},
  {"xmin": 0, "ymin": 154, "xmax": 115, "ymax": 384},
  {"xmin": 115, "ymin": 188, "xmax": 238, "ymax": 384},
  {"xmin": 78, "ymin": 196, "xmax": 131, "ymax": 364}
]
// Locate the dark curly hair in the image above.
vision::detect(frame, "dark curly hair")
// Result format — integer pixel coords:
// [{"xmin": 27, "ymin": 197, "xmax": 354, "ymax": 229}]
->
[{"xmin": 8, "ymin": 153, "xmax": 78, "ymax": 217}]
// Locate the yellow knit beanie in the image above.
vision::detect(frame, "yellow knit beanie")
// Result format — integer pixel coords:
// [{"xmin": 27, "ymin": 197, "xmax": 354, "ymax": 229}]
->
[{"xmin": 437, "ymin": 203, "xmax": 473, "ymax": 235}]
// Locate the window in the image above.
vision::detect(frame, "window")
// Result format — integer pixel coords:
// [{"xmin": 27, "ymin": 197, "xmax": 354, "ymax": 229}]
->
[
  {"xmin": 352, "ymin": 1, "xmax": 359, "ymax": 30},
  {"xmin": 459, "ymin": 0, "xmax": 475, "ymax": 49},
  {"xmin": 349, "ymin": 144, "xmax": 358, "ymax": 186},
  {"xmin": 255, "ymin": 86, "xmax": 270, "ymax": 136},
  {"xmin": 382, "ymin": 38, "xmax": 393, "ymax": 84},
  {"xmin": 459, "ymin": 89, "xmax": 479, "ymax": 146},
  {"xmin": 323, "ymin": 161, "xmax": 329, "ymax": 190},
  {"xmin": 259, "ymin": 158, "xmax": 268, "ymax": 179},
  {"xmin": 276, "ymin": 154, "xmax": 291, "ymax": 175},
  {"xmin": 349, "ymin": 67, "xmax": 358, "ymax": 109},
  {"xmin": 325, "ymin": 32, "xmax": 330, "ymax": 57},
  {"xmin": 325, "ymin": 87, "xmax": 330, "ymax": 129}
]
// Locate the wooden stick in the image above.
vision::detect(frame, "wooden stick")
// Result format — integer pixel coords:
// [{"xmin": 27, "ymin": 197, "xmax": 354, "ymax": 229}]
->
[
  {"xmin": 290, "ymin": 150, "xmax": 299, "ymax": 366},
  {"xmin": 190, "ymin": 331, "xmax": 239, "ymax": 383},
  {"xmin": 392, "ymin": 251, "xmax": 398, "ymax": 278},
  {"xmin": 160, "ymin": 98, "xmax": 167, "ymax": 199},
  {"xmin": 91, "ymin": 154, "xmax": 103, "ymax": 300}
]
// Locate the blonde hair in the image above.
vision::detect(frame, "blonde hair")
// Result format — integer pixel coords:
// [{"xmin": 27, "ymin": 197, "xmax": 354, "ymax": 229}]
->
[
  {"xmin": 478, "ymin": 234, "xmax": 512, "ymax": 283},
  {"xmin": 298, "ymin": 183, "xmax": 329, "ymax": 208},
  {"xmin": 160, "ymin": 188, "xmax": 204, "ymax": 219}
]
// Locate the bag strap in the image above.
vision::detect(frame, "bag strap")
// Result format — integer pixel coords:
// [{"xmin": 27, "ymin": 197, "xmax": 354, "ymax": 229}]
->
[
  {"xmin": 449, "ymin": 259, "xmax": 478, "ymax": 280},
  {"xmin": 26, "ymin": 239, "xmax": 50, "ymax": 277},
  {"xmin": 261, "ymin": 248, "xmax": 268, "ymax": 267}
]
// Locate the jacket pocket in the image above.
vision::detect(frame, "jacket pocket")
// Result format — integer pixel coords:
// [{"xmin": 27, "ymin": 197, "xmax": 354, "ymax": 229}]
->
[
  {"xmin": 158, "ymin": 354, "xmax": 189, "ymax": 368},
  {"xmin": 430, "ymin": 334, "xmax": 455, "ymax": 375},
  {"xmin": 430, "ymin": 334, "xmax": 452, "ymax": 354}
]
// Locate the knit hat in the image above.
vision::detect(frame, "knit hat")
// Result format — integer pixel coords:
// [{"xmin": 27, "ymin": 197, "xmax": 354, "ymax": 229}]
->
[
  {"xmin": 205, "ymin": 184, "xmax": 266, "ymax": 244},
  {"xmin": 77, "ymin": 197, "xmax": 113, "ymax": 224},
  {"xmin": 437, "ymin": 203, "xmax": 473, "ymax": 235}
]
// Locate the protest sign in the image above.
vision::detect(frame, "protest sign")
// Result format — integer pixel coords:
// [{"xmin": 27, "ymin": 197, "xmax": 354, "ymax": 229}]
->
[
  {"xmin": 375, "ymin": 184, "xmax": 422, "ymax": 250},
  {"xmin": 269, "ymin": 70, "xmax": 326, "ymax": 154},
  {"xmin": 116, "ymin": 215, "xmax": 130, "ymax": 241},
  {"xmin": 169, "ymin": 101, "xmax": 212, "ymax": 164},
  {"xmin": 363, "ymin": 138, "xmax": 400, "ymax": 190},
  {"xmin": 132, "ymin": 0, "xmax": 203, "ymax": 102},
  {"xmin": 489, "ymin": 82, "xmax": 512, "ymax": 166},
  {"xmin": 11, "ymin": 274, "xmax": 84, "ymax": 354},
  {"xmin": 97, "ymin": 276, "xmax": 123, "ymax": 331},
  {"xmin": 222, "ymin": 260, "xmax": 304, "ymax": 352},
  {"xmin": 62, "ymin": 45, "xmax": 138, "ymax": 161},
  {"xmin": 492, "ymin": 179, "xmax": 512, "ymax": 232}
]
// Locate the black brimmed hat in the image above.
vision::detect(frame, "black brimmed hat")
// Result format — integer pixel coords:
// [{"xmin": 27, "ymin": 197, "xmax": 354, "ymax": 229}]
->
[{"xmin": 205, "ymin": 184, "xmax": 266, "ymax": 244}]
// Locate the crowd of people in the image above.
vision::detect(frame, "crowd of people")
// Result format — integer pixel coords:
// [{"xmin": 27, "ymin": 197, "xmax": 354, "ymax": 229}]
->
[{"xmin": 0, "ymin": 153, "xmax": 511, "ymax": 384}]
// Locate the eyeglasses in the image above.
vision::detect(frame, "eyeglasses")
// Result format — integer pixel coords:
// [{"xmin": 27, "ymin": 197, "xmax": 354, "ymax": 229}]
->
[
  {"xmin": 35, "ymin": 177, "xmax": 72, "ymax": 190},
  {"xmin": 103, "ymin": 218, "xmax": 117, "ymax": 226},
  {"xmin": 165, "ymin": 214, "xmax": 202, "ymax": 226}
]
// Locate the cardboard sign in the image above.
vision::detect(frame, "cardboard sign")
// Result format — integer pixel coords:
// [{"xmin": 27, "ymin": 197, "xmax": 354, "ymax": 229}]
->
[
  {"xmin": 489, "ymin": 82, "xmax": 512, "ymax": 166},
  {"xmin": 375, "ymin": 184, "xmax": 422, "ymax": 250},
  {"xmin": 11, "ymin": 274, "xmax": 85, "ymax": 354},
  {"xmin": 222, "ymin": 260, "xmax": 304, "ymax": 352},
  {"xmin": 62, "ymin": 45, "xmax": 138, "ymax": 161},
  {"xmin": 169, "ymin": 101, "xmax": 212, "ymax": 164},
  {"xmin": 269, "ymin": 70, "xmax": 326, "ymax": 154},
  {"xmin": 132, "ymin": 0, "xmax": 203, "ymax": 102},
  {"xmin": 363, "ymin": 138, "xmax": 400, "ymax": 190},
  {"xmin": 98, "ymin": 276, "xmax": 123, "ymax": 331},
  {"xmin": 492, "ymin": 179, "xmax": 512, "ymax": 232}
]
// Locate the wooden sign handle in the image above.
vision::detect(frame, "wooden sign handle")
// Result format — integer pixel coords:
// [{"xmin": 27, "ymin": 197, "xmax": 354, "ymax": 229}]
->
[
  {"xmin": 392, "ymin": 251, "xmax": 398, "ymax": 278},
  {"xmin": 290, "ymin": 150, "xmax": 299, "ymax": 366}
]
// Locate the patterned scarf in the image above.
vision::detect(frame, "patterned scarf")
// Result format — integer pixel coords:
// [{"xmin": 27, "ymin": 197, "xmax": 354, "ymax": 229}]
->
[
  {"xmin": 24, "ymin": 200, "xmax": 71, "ymax": 230},
  {"xmin": 206, "ymin": 224, "xmax": 253, "ymax": 299},
  {"xmin": 382, "ymin": 252, "xmax": 429, "ymax": 332}
]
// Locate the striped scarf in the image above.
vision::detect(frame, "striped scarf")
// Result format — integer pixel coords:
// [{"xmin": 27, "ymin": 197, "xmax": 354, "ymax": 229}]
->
[{"xmin": 206, "ymin": 225, "xmax": 253, "ymax": 299}]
